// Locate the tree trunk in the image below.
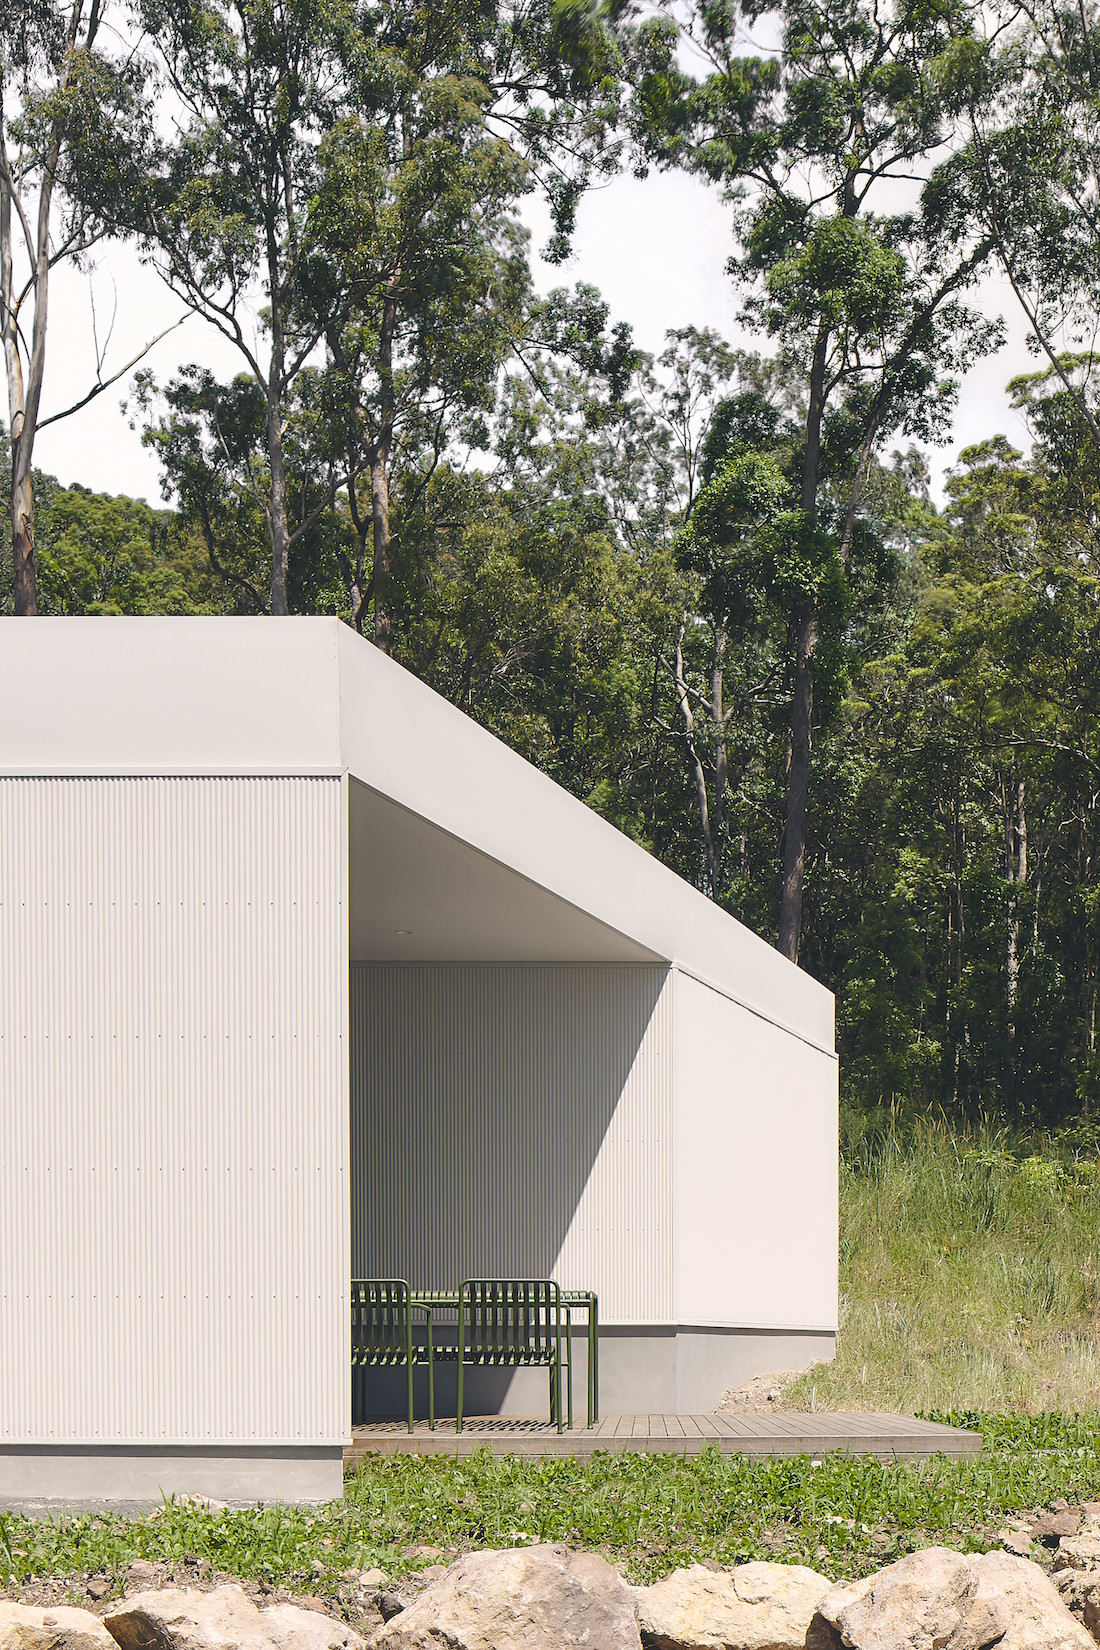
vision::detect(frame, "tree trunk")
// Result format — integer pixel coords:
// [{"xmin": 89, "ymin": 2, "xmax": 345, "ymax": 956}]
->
[
  {"xmin": 264, "ymin": 242, "xmax": 291, "ymax": 615},
  {"xmin": 370, "ymin": 274, "xmax": 399, "ymax": 653},
  {"xmin": 1005, "ymin": 774, "xmax": 1026, "ymax": 1110},
  {"xmin": 777, "ymin": 608, "xmax": 817, "ymax": 962},
  {"xmin": 671, "ymin": 620, "xmax": 719, "ymax": 893},
  {"xmin": 10, "ymin": 448, "xmax": 37, "ymax": 614},
  {"xmin": 371, "ymin": 444, "xmax": 392, "ymax": 652},
  {"xmin": 777, "ymin": 322, "xmax": 828, "ymax": 963},
  {"xmin": 1, "ymin": 0, "xmax": 94, "ymax": 615}
]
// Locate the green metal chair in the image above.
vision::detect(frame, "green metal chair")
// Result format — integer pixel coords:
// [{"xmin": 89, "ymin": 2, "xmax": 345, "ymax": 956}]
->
[
  {"xmin": 455, "ymin": 1279, "xmax": 567, "ymax": 1434},
  {"xmin": 350, "ymin": 1279, "xmax": 434, "ymax": 1432}
]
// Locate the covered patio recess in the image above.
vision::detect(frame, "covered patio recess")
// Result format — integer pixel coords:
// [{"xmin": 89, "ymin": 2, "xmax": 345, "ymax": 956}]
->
[{"xmin": 0, "ymin": 618, "xmax": 837, "ymax": 1506}]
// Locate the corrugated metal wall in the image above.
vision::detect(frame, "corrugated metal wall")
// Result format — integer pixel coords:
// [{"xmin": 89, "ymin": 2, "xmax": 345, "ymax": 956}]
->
[
  {"xmin": 350, "ymin": 964, "xmax": 673, "ymax": 1324},
  {"xmin": 0, "ymin": 776, "xmax": 348, "ymax": 1446}
]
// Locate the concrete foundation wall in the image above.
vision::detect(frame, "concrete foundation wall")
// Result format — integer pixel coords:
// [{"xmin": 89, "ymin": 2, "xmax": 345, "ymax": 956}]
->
[{"xmin": 0, "ymin": 1448, "xmax": 343, "ymax": 1505}]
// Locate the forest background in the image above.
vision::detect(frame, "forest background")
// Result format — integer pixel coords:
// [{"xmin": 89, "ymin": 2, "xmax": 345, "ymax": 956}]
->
[{"xmin": 6, "ymin": 0, "xmax": 1100, "ymax": 1137}]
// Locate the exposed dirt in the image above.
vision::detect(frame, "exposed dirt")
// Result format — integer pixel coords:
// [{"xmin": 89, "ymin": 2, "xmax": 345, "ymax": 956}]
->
[{"xmin": 716, "ymin": 1366, "xmax": 824, "ymax": 1413}]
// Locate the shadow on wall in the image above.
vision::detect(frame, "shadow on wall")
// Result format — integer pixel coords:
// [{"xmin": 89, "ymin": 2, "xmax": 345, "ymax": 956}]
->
[{"xmin": 349, "ymin": 962, "xmax": 667, "ymax": 1413}]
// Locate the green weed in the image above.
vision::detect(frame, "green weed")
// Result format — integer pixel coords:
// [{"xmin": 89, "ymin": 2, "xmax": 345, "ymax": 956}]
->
[{"xmin": 5, "ymin": 1429, "xmax": 1100, "ymax": 1595}]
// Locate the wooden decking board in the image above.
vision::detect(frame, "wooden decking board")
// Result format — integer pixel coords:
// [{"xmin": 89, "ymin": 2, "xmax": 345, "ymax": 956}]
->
[{"xmin": 345, "ymin": 1411, "xmax": 981, "ymax": 1463}]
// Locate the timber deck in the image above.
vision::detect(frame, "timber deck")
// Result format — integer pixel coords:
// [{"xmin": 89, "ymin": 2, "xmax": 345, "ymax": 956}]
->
[{"xmin": 346, "ymin": 1411, "xmax": 981, "ymax": 1461}]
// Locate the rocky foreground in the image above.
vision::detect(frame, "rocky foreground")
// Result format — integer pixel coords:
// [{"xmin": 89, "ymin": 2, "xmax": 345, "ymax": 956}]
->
[{"xmin": 9, "ymin": 1524, "xmax": 1100, "ymax": 1650}]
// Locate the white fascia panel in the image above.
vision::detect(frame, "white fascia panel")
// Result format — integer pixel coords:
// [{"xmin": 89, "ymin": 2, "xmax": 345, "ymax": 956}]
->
[
  {"xmin": 0, "ymin": 617, "xmax": 341, "ymax": 776},
  {"xmin": 335, "ymin": 624, "xmax": 834, "ymax": 1052}
]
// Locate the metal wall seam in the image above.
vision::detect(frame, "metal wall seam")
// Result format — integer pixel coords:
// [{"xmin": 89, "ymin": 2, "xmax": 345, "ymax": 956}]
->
[
  {"xmin": 349, "ymin": 962, "xmax": 674, "ymax": 1324},
  {"xmin": 0, "ymin": 775, "xmax": 346, "ymax": 1447}
]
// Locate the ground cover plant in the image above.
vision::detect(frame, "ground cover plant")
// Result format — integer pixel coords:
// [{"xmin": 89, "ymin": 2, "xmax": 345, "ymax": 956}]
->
[
  {"xmin": 4, "ymin": 1417, "xmax": 1100, "ymax": 1602},
  {"xmin": 784, "ymin": 1121, "xmax": 1100, "ymax": 1415},
  {"xmin": 5, "ymin": 1125, "xmax": 1099, "ymax": 1603}
]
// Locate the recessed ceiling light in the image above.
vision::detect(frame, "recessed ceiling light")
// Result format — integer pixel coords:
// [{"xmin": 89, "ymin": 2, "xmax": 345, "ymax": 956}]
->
[{"xmin": 395, "ymin": 929, "xmax": 412, "ymax": 936}]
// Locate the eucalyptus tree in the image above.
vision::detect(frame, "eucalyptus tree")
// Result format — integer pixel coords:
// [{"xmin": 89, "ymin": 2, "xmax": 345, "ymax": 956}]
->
[
  {"xmin": 1, "ymin": 0, "xmax": 160, "ymax": 614},
  {"xmin": 943, "ymin": 0, "xmax": 1100, "ymax": 453},
  {"xmin": 86, "ymin": 0, "xmax": 626, "ymax": 619},
  {"xmin": 629, "ymin": 0, "xmax": 1001, "ymax": 961}
]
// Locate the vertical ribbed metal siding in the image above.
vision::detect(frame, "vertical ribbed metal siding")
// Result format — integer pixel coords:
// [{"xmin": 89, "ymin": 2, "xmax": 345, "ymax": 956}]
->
[
  {"xmin": 0, "ymin": 776, "xmax": 347, "ymax": 1445},
  {"xmin": 350, "ymin": 964, "xmax": 673, "ymax": 1324}
]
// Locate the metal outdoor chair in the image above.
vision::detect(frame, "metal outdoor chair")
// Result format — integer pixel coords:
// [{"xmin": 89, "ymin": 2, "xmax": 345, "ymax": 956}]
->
[
  {"xmin": 350, "ymin": 1278, "xmax": 434, "ymax": 1431},
  {"xmin": 455, "ymin": 1279, "xmax": 567, "ymax": 1434}
]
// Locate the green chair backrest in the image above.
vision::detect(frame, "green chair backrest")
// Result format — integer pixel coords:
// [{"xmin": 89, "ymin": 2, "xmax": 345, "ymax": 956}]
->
[
  {"xmin": 351, "ymin": 1279, "xmax": 413, "ymax": 1368},
  {"xmin": 458, "ymin": 1279, "xmax": 561, "ymax": 1367}
]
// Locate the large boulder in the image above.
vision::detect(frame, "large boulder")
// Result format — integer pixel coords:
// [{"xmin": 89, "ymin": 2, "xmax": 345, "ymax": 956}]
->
[
  {"xmin": 0, "ymin": 1604, "xmax": 118, "ymax": 1650},
  {"xmin": 818, "ymin": 1546, "xmax": 1094, "ymax": 1650},
  {"xmin": 367, "ymin": 1544, "xmax": 641, "ymax": 1650},
  {"xmin": 104, "ymin": 1587, "xmax": 364, "ymax": 1650},
  {"xmin": 634, "ymin": 1560, "xmax": 838, "ymax": 1649}
]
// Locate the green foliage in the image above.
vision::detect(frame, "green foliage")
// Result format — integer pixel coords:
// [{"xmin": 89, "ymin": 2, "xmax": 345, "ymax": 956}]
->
[{"xmin": 36, "ymin": 486, "xmax": 226, "ymax": 615}]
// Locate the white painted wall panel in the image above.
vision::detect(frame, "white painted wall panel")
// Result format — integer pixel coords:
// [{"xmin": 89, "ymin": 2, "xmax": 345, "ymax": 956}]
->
[
  {"xmin": 675, "ymin": 971, "xmax": 839, "ymax": 1332},
  {"xmin": 350, "ymin": 965, "xmax": 673, "ymax": 1323},
  {"xmin": 0, "ymin": 620, "xmax": 342, "ymax": 777},
  {"xmin": 0, "ymin": 776, "xmax": 348, "ymax": 1445}
]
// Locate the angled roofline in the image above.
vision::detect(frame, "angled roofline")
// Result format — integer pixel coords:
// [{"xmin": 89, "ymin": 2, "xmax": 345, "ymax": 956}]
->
[{"xmin": 0, "ymin": 615, "xmax": 834, "ymax": 1052}]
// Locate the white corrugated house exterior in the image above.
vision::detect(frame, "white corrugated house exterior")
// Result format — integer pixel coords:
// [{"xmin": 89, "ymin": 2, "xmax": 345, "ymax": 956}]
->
[{"xmin": 0, "ymin": 618, "xmax": 837, "ymax": 1504}]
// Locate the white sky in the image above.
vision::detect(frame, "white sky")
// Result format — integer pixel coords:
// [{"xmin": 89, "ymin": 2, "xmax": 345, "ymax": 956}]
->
[{"xmin": 30, "ymin": 165, "xmax": 1038, "ymax": 508}]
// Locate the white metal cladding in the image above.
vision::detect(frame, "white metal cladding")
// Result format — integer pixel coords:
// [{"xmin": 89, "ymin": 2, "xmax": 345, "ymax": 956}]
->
[
  {"xmin": 0, "ymin": 776, "xmax": 349, "ymax": 1446},
  {"xmin": 350, "ymin": 964, "xmax": 674, "ymax": 1324},
  {"xmin": 674, "ymin": 971, "xmax": 839, "ymax": 1333}
]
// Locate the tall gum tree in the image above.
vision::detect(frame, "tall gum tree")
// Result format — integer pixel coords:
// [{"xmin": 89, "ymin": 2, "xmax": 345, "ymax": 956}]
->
[
  {"xmin": 1, "ymin": 0, "xmax": 161, "ymax": 613},
  {"xmin": 90, "ymin": 0, "xmax": 626, "ymax": 619},
  {"xmin": 630, "ymin": 0, "xmax": 1002, "ymax": 961}
]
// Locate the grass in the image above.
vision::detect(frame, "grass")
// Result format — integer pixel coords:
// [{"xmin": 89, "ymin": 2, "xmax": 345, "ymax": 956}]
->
[
  {"xmin": 785, "ymin": 1121, "xmax": 1100, "ymax": 1415},
  {"xmin": 5, "ymin": 1417, "xmax": 1100, "ymax": 1597}
]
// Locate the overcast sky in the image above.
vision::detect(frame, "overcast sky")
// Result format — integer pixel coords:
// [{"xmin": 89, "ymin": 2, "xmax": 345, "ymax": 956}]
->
[{"xmin": 29, "ymin": 163, "xmax": 1038, "ymax": 508}]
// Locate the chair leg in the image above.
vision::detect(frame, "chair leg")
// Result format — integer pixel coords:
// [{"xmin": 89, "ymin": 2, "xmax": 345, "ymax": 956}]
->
[
  {"xmin": 566, "ymin": 1316, "xmax": 573, "ymax": 1432},
  {"xmin": 456, "ymin": 1297, "xmax": 465, "ymax": 1433}
]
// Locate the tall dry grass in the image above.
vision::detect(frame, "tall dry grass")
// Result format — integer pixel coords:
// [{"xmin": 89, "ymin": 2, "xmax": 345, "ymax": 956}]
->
[{"xmin": 787, "ymin": 1123, "xmax": 1100, "ymax": 1413}]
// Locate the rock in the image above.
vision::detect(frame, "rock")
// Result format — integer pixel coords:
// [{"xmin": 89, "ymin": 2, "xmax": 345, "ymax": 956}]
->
[
  {"xmin": 1054, "ymin": 1569, "xmax": 1100, "ymax": 1642},
  {"xmin": 1057, "ymin": 1534, "xmax": 1100, "ymax": 1573},
  {"xmin": 968, "ymin": 1551, "xmax": 1096, "ymax": 1650},
  {"xmin": 634, "ymin": 1560, "xmax": 837, "ymax": 1650},
  {"xmin": 125, "ymin": 1566, "xmax": 161, "ymax": 1594},
  {"xmin": 374, "ymin": 1598, "xmax": 406, "ymax": 1626},
  {"xmin": 818, "ymin": 1547, "xmax": 1094, "ymax": 1650},
  {"xmin": 367, "ymin": 1545, "xmax": 640, "ymax": 1650},
  {"xmin": 104, "ymin": 1586, "xmax": 365, "ymax": 1650},
  {"xmin": 1081, "ymin": 1505, "xmax": 1100, "ymax": 1523},
  {"xmin": 86, "ymin": 1585, "xmax": 112, "ymax": 1605},
  {"xmin": 261, "ymin": 1606, "xmax": 362, "ymax": 1650},
  {"xmin": 356, "ymin": 1573, "xmax": 386, "ymax": 1592},
  {"xmin": 818, "ymin": 1549, "xmax": 969, "ymax": 1647},
  {"xmin": 1034, "ymin": 1513, "xmax": 1082, "ymax": 1544},
  {"xmin": 0, "ymin": 1604, "xmax": 118, "ymax": 1650},
  {"xmin": 999, "ymin": 1530, "xmax": 1034, "ymax": 1557}
]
